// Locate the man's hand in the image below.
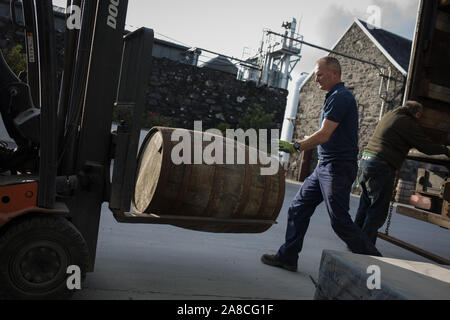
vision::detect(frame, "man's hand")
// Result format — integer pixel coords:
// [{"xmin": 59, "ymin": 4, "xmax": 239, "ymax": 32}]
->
[{"xmin": 278, "ymin": 140, "xmax": 296, "ymax": 154}]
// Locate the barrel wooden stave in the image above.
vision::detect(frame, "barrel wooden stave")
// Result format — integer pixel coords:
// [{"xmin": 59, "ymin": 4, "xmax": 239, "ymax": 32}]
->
[{"xmin": 133, "ymin": 127, "xmax": 285, "ymax": 233}]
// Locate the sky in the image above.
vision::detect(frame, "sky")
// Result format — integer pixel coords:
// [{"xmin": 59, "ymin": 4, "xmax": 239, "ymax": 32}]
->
[{"xmin": 53, "ymin": 0, "xmax": 421, "ymax": 80}]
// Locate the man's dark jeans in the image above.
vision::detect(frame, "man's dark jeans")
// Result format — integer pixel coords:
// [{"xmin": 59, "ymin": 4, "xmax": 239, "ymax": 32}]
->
[
  {"xmin": 276, "ymin": 161, "xmax": 382, "ymax": 267},
  {"xmin": 355, "ymin": 157, "xmax": 396, "ymax": 245}
]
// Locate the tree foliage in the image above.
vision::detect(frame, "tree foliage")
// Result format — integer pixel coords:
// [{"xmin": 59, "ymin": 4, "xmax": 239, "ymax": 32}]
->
[
  {"xmin": 238, "ymin": 104, "xmax": 275, "ymax": 131},
  {"xmin": 2, "ymin": 45, "xmax": 27, "ymax": 77},
  {"xmin": 112, "ymin": 107, "xmax": 181, "ymax": 129}
]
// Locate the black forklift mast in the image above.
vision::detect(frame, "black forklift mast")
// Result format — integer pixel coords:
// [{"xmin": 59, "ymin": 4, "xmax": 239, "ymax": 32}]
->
[
  {"xmin": 34, "ymin": 0, "xmax": 59, "ymax": 209},
  {"xmin": 109, "ymin": 29, "xmax": 154, "ymax": 217},
  {"xmin": 56, "ymin": 0, "xmax": 81, "ymax": 164},
  {"xmin": 54, "ymin": 0, "xmax": 153, "ymax": 271},
  {"xmin": 58, "ymin": 0, "xmax": 131, "ymax": 270},
  {"xmin": 59, "ymin": 0, "xmax": 98, "ymax": 175}
]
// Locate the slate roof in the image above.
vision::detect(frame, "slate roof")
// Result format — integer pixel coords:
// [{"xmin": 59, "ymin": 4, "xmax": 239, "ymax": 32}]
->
[
  {"xmin": 300, "ymin": 18, "xmax": 414, "ymax": 91},
  {"xmin": 356, "ymin": 19, "xmax": 412, "ymax": 75}
]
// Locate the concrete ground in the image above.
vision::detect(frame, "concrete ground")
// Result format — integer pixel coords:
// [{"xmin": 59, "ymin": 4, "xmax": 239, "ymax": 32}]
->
[{"xmin": 71, "ymin": 181, "xmax": 450, "ymax": 300}]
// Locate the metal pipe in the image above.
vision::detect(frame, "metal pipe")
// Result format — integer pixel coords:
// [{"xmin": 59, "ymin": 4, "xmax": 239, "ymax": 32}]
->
[
  {"xmin": 57, "ymin": 0, "xmax": 81, "ymax": 165},
  {"xmin": 280, "ymin": 74, "xmax": 306, "ymax": 163},
  {"xmin": 265, "ymin": 30, "xmax": 386, "ymax": 71},
  {"xmin": 60, "ymin": 0, "xmax": 97, "ymax": 174},
  {"xmin": 197, "ymin": 47, "xmax": 261, "ymax": 70},
  {"xmin": 378, "ymin": 68, "xmax": 386, "ymax": 120},
  {"xmin": 378, "ymin": 232, "xmax": 450, "ymax": 265}
]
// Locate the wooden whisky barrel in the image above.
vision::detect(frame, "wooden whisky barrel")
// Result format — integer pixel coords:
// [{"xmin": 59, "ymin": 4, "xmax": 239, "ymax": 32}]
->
[{"xmin": 133, "ymin": 127, "xmax": 285, "ymax": 233}]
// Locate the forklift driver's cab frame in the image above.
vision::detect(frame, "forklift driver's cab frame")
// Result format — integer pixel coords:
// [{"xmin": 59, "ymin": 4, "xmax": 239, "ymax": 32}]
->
[{"xmin": 0, "ymin": 0, "xmax": 154, "ymax": 299}]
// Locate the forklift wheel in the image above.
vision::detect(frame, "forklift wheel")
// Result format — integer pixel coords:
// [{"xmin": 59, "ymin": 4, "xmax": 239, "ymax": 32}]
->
[{"xmin": 0, "ymin": 215, "xmax": 89, "ymax": 300}]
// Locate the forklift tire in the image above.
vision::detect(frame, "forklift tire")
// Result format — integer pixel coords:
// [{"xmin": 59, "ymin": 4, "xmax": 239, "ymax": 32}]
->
[{"xmin": 0, "ymin": 215, "xmax": 89, "ymax": 300}]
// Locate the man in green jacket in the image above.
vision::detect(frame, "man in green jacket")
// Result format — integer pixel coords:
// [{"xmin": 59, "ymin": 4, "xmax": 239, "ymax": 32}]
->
[{"xmin": 355, "ymin": 100, "xmax": 450, "ymax": 244}]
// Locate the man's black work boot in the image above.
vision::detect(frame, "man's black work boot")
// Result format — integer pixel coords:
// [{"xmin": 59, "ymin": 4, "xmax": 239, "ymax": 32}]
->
[{"xmin": 260, "ymin": 254, "xmax": 297, "ymax": 272}]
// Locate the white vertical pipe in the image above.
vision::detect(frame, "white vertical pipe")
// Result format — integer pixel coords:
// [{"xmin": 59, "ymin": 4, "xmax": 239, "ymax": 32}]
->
[
  {"xmin": 280, "ymin": 55, "xmax": 291, "ymax": 89},
  {"xmin": 280, "ymin": 75, "xmax": 304, "ymax": 163}
]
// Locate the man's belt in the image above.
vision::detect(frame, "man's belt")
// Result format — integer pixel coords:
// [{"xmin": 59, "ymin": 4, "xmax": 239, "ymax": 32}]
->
[
  {"xmin": 361, "ymin": 152, "xmax": 392, "ymax": 167},
  {"xmin": 361, "ymin": 152, "xmax": 377, "ymax": 160}
]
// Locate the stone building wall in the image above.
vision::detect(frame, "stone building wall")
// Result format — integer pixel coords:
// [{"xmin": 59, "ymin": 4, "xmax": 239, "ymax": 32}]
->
[{"xmin": 286, "ymin": 22, "xmax": 406, "ymax": 181}]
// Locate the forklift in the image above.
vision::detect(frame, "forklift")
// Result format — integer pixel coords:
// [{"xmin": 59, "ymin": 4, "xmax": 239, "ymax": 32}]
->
[
  {"xmin": 0, "ymin": 0, "xmax": 282, "ymax": 299},
  {"xmin": 0, "ymin": 0, "xmax": 155, "ymax": 299}
]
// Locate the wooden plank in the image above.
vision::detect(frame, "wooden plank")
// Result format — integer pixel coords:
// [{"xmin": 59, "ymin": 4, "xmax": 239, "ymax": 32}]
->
[
  {"xmin": 377, "ymin": 233, "xmax": 450, "ymax": 265},
  {"xmin": 407, "ymin": 151, "xmax": 450, "ymax": 166},
  {"xmin": 427, "ymin": 83, "xmax": 450, "ymax": 104},
  {"xmin": 396, "ymin": 204, "xmax": 450, "ymax": 229},
  {"xmin": 114, "ymin": 211, "xmax": 276, "ymax": 226},
  {"xmin": 416, "ymin": 168, "xmax": 446, "ymax": 196},
  {"xmin": 408, "ymin": 149, "xmax": 449, "ymax": 161},
  {"xmin": 436, "ymin": 11, "xmax": 450, "ymax": 34},
  {"xmin": 443, "ymin": 199, "xmax": 450, "ymax": 219},
  {"xmin": 428, "ymin": 30, "xmax": 450, "ymax": 87},
  {"xmin": 416, "ymin": 104, "xmax": 450, "ymax": 131}
]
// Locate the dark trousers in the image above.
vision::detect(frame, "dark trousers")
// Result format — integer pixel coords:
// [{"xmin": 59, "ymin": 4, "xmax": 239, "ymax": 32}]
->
[
  {"xmin": 276, "ymin": 161, "xmax": 382, "ymax": 266},
  {"xmin": 355, "ymin": 157, "xmax": 396, "ymax": 245}
]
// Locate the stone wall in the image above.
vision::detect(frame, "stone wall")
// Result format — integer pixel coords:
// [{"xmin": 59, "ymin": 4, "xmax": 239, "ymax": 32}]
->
[
  {"xmin": 146, "ymin": 57, "xmax": 287, "ymax": 130},
  {"xmin": 0, "ymin": 16, "xmax": 21, "ymax": 49},
  {"xmin": 286, "ymin": 22, "xmax": 406, "ymax": 181}
]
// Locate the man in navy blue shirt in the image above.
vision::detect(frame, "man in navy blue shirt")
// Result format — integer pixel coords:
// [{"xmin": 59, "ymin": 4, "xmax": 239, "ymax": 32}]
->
[{"xmin": 261, "ymin": 57, "xmax": 381, "ymax": 272}]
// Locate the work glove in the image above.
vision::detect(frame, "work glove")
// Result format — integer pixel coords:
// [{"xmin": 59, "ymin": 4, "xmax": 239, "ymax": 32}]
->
[{"xmin": 278, "ymin": 140, "xmax": 296, "ymax": 154}]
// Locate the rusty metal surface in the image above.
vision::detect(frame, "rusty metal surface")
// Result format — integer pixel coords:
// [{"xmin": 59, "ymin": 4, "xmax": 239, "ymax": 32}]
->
[{"xmin": 0, "ymin": 202, "xmax": 69, "ymax": 228}]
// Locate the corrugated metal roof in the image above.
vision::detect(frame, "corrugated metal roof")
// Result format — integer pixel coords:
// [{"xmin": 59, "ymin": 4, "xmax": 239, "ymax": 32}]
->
[
  {"xmin": 201, "ymin": 56, "xmax": 238, "ymax": 75},
  {"xmin": 153, "ymin": 38, "xmax": 191, "ymax": 52}
]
